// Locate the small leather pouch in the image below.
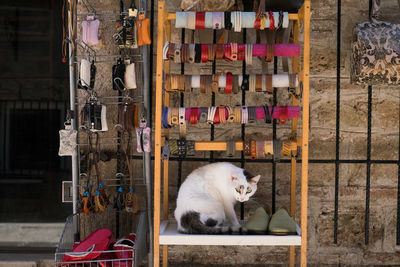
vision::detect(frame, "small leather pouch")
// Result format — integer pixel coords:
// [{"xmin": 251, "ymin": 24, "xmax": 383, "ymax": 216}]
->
[
  {"xmin": 124, "ymin": 63, "xmax": 137, "ymax": 89},
  {"xmin": 81, "ymin": 103, "xmax": 108, "ymax": 131},
  {"xmin": 58, "ymin": 123, "xmax": 77, "ymax": 156},
  {"xmin": 136, "ymin": 14, "xmax": 151, "ymax": 46},
  {"xmin": 136, "ymin": 120, "xmax": 151, "ymax": 153},
  {"xmin": 116, "ymin": 100, "xmax": 138, "ymax": 132}
]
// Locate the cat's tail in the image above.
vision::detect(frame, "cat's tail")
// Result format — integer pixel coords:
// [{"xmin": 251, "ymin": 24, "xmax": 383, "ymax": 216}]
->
[{"xmin": 179, "ymin": 211, "xmax": 223, "ymax": 234}]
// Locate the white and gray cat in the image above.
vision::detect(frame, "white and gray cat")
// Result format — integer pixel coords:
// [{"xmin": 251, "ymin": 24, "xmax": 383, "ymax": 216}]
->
[{"xmin": 174, "ymin": 162, "xmax": 260, "ymax": 234}]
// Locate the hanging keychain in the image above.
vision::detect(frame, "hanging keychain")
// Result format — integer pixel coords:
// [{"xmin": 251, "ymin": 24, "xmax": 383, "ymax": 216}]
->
[
  {"xmin": 122, "ymin": 130, "xmax": 139, "ymax": 214},
  {"xmin": 90, "ymin": 132, "xmax": 109, "ymax": 212},
  {"xmin": 136, "ymin": 118, "xmax": 151, "ymax": 153},
  {"xmin": 58, "ymin": 111, "xmax": 77, "ymax": 157}
]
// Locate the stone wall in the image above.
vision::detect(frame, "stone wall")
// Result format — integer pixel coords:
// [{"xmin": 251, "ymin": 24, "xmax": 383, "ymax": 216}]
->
[{"xmin": 82, "ymin": 0, "xmax": 400, "ymax": 265}]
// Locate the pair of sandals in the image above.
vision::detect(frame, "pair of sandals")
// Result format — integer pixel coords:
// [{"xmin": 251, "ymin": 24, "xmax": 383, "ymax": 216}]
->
[{"xmin": 245, "ymin": 205, "xmax": 297, "ymax": 235}]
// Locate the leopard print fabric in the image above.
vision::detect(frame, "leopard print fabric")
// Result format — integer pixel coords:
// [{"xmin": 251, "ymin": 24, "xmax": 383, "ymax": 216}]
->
[{"xmin": 351, "ymin": 21, "xmax": 400, "ymax": 85}]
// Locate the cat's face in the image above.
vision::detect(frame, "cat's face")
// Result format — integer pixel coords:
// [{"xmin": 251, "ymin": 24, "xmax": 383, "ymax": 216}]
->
[{"xmin": 231, "ymin": 170, "xmax": 260, "ymax": 202}]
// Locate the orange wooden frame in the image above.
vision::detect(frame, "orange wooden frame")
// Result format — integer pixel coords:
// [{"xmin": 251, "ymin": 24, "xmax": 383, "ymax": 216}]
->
[{"xmin": 153, "ymin": 2, "xmax": 310, "ymax": 266}]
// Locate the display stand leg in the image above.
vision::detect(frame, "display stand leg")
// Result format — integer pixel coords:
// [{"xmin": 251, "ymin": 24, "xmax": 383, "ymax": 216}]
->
[
  {"xmin": 154, "ymin": 1, "xmax": 166, "ymax": 266},
  {"xmin": 300, "ymin": 1, "xmax": 311, "ymax": 266}
]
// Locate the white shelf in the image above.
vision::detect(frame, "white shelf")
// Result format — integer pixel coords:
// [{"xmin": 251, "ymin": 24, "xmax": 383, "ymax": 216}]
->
[{"xmin": 159, "ymin": 220, "xmax": 301, "ymax": 246}]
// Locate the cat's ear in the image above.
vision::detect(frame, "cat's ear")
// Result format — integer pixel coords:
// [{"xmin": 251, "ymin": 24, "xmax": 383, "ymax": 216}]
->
[
  {"xmin": 250, "ymin": 175, "xmax": 261, "ymax": 184},
  {"xmin": 231, "ymin": 170, "xmax": 239, "ymax": 181}
]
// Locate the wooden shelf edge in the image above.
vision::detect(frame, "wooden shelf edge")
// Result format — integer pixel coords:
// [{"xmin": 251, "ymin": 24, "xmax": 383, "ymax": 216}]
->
[{"xmin": 159, "ymin": 220, "xmax": 301, "ymax": 246}]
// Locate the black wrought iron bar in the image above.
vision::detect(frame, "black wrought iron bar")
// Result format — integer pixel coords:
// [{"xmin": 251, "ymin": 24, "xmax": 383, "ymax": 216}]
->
[
  {"xmin": 240, "ymin": 28, "xmax": 247, "ymax": 220},
  {"xmin": 272, "ymin": 56, "xmax": 277, "ymax": 214},
  {"xmin": 334, "ymin": 0, "xmax": 341, "ymax": 244},
  {"xmin": 210, "ymin": 30, "xmax": 217, "ymax": 162},
  {"xmin": 365, "ymin": 85, "xmax": 372, "ymax": 245},
  {"xmin": 177, "ymin": 28, "xmax": 185, "ymax": 189}
]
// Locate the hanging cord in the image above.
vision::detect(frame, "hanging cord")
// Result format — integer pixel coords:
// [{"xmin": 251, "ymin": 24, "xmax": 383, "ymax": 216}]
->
[
  {"xmin": 121, "ymin": 130, "xmax": 139, "ymax": 214},
  {"xmin": 81, "ymin": 131, "xmax": 97, "ymax": 216},
  {"xmin": 91, "ymin": 132, "xmax": 110, "ymax": 212}
]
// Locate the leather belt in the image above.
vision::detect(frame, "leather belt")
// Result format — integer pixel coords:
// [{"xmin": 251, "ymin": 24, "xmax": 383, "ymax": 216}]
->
[
  {"xmin": 195, "ymin": 12, "xmax": 205, "ymax": 30},
  {"xmin": 263, "ymin": 106, "xmax": 274, "ymax": 124},
  {"xmin": 208, "ymin": 44, "xmax": 215, "ymax": 62},
  {"xmin": 215, "ymin": 44, "xmax": 224, "ymax": 60},
  {"xmin": 266, "ymin": 74, "xmax": 273, "ymax": 94},
  {"xmin": 256, "ymin": 140, "xmax": 265, "ymax": 159},
  {"xmin": 223, "ymin": 44, "xmax": 231, "ymax": 61},
  {"xmin": 212, "ymin": 74, "xmax": 219, "ymax": 93},
  {"xmin": 238, "ymin": 44, "xmax": 245, "ymax": 61},
  {"xmin": 264, "ymin": 140, "xmax": 273, "ymax": 155},
  {"xmin": 225, "ymin": 72, "xmax": 233, "ymax": 94},
  {"xmin": 201, "ymin": 44, "xmax": 208, "ymax": 63},
  {"xmin": 250, "ymin": 139, "xmax": 256, "ymax": 160},
  {"xmin": 194, "ymin": 44, "xmax": 201, "ymax": 63},
  {"xmin": 184, "ymin": 75, "xmax": 191, "ymax": 93},
  {"xmin": 206, "ymin": 75, "xmax": 212, "ymax": 94},
  {"xmin": 179, "ymin": 107, "xmax": 185, "ymax": 125},
  {"xmin": 244, "ymin": 139, "xmax": 251, "ymax": 156},
  {"xmin": 181, "ymin": 43, "xmax": 189, "ymax": 63},
  {"xmin": 234, "ymin": 106, "xmax": 241, "ymax": 123},
  {"xmin": 266, "ymin": 44, "xmax": 274, "ymax": 62},
  {"xmin": 248, "ymin": 106, "xmax": 256, "ymax": 123},
  {"xmin": 219, "ymin": 106, "xmax": 226, "ymax": 123},
  {"xmin": 231, "ymin": 43, "xmax": 238, "ymax": 61},
  {"xmin": 189, "ymin": 44, "xmax": 195, "ymax": 63},
  {"xmin": 174, "ymin": 43, "xmax": 181, "ymax": 63},
  {"xmin": 224, "ymin": 12, "xmax": 232, "ymax": 30},
  {"xmin": 213, "ymin": 12, "xmax": 223, "ymax": 29},
  {"xmin": 241, "ymin": 106, "xmax": 248, "ymax": 124},
  {"xmin": 200, "ymin": 75, "xmax": 207, "ymax": 93},
  {"xmin": 213, "ymin": 107, "xmax": 220, "ymax": 124},
  {"xmin": 249, "ymin": 74, "xmax": 256, "ymax": 92},
  {"xmin": 268, "ymin": 11, "xmax": 275, "ymax": 30},
  {"xmin": 167, "ymin": 43, "xmax": 175, "ymax": 60},
  {"xmin": 255, "ymin": 74, "xmax": 262, "ymax": 92},
  {"xmin": 241, "ymin": 74, "xmax": 249, "ymax": 91},
  {"xmin": 232, "ymin": 75, "xmax": 239, "ymax": 94},
  {"xmin": 199, "ymin": 108, "xmax": 207, "ymax": 123},
  {"xmin": 190, "ymin": 108, "xmax": 199, "ymax": 125}
]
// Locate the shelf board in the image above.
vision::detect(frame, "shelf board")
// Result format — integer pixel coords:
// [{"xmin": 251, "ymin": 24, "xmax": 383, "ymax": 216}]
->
[{"xmin": 159, "ymin": 220, "xmax": 301, "ymax": 246}]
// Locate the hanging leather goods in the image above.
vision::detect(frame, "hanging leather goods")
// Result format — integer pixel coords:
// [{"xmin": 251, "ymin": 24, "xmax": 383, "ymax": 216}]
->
[
  {"xmin": 59, "ymin": 114, "xmax": 77, "ymax": 156},
  {"xmin": 121, "ymin": 131, "xmax": 139, "ymax": 214},
  {"xmin": 113, "ymin": 173, "xmax": 125, "ymax": 211},
  {"xmin": 136, "ymin": 119, "xmax": 151, "ymax": 153},
  {"xmin": 80, "ymin": 93, "xmax": 108, "ymax": 132},
  {"xmin": 136, "ymin": 12, "xmax": 151, "ymax": 46},
  {"xmin": 115, "ymin": 96, "xmax": 138, "ymax": 132},
  {"xmin": 113, "ymin": 58, "xmax": 126, "ymax": 91}
]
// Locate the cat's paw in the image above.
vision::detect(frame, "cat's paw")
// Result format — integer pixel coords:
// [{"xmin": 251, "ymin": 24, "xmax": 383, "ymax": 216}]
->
[
  {"xmin": 241, "ymin": 226, "xmax": 248, "ymax": 233},
  {"xmin": 231, "ymin": 224, "xmax": 242, "ymax": 233},
  {"xmin": 221, "ymin": 226, "xmax": 230, "ymax": 233}
]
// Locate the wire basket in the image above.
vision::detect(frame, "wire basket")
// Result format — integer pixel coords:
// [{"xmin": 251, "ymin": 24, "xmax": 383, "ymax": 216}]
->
[{"xmin": 55, "ymin": 211, "xmax": 148, "ymax": 267}]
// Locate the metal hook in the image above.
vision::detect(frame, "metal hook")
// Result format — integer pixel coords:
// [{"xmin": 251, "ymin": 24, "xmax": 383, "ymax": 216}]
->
[
  {"xmin": 81, "ymin": 0, "xmax": 96, "ymax": 16},
  {"xmin": 113, "ymin": 77, "xmax": 127, "ymax": 91}
]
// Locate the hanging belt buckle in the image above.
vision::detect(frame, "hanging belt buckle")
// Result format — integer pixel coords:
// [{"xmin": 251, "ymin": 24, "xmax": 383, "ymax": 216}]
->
[{"xmin": 177, "ymin": 138, "xmax": 187, "ymax": 158}]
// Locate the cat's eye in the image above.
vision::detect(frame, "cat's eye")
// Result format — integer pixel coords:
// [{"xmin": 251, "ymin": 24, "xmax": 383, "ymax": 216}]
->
[
  {"xmin": 246, "ymin": 188, "xmax": 252, "ymax": 194},
  {"xmin": 235, "ymin": 188, "xmax": 241, "ymax": 193}
]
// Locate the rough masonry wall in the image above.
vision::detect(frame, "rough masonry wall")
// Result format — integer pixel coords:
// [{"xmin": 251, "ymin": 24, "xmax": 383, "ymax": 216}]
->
[{"xmin": 84, "ymin": 0, "xmax": 400, "ymax": 265}]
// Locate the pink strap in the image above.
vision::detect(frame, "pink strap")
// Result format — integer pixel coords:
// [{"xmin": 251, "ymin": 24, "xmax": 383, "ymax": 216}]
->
[
  {"xmin": 252, "ymin": 44, "xmax": 300, "ymax": 57},
  {"xmin": 185, "ymin": 107, "xmax": 191, "ymax": 120}
]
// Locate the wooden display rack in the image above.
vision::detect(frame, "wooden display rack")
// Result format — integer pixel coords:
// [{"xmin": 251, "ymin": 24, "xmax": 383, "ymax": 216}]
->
[{"xmin": 153, "ymin": 1, "xmax": 310, "ymax": 266}]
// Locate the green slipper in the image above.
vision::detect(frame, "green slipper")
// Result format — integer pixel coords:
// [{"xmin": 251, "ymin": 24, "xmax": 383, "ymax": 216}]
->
[
  {"xmin": 245, "ymin": 207, "xmax": 270, "ymax": 234},
  {"xmin": 268, "ymin": 207, "xmax": 298, "ymax": 235}
]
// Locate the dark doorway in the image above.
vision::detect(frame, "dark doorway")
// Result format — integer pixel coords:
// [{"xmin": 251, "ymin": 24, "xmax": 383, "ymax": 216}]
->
[{"xmin": 0, "ymin": 0, "xmax": 71, "ymax": 222}]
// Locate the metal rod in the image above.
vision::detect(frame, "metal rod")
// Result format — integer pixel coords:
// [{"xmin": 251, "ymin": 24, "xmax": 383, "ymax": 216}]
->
[
  {"xmin": 68, "ymin": 0, "xmax": 80, "ymax": 242},
  {"xmin": 334, "ymin": 0, "xmax": 341, "ymax": 244},
  {"xmin": 240, "ymin": 28, "xmax": 246, "ymax": 220}
]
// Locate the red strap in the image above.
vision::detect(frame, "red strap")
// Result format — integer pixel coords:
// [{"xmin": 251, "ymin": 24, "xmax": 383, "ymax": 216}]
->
[
  {"xmin": 238, "ymin": 44, "xmax": 245, "ymax": 61},
  {"xmin": 254, "ymin": 12, "xmax": 261, "ymax": 29},
  {"xmin": 279, "ymin": 106, "xmax": 288, "ymax": 124},
  {"xmin": 201, "ymin": 44, "xmax": 208, "ymax": 63},
  {"xmin": 223, "ymin": 44, "xmax": 231, "ymax": 61},
  {"xmin": 196, "ymin": 12, "xmax": 205, "ymax": 30},
  {"xmin": 213, "ymin": 107, "xmax": 220, "ymax": 124},
  {"xmin": 225, "ymin": 72, "xmax": 233, "ymax": 94},
  {"xmin": 190, "ymin": 108, "xmax": 198, "ymax": 125},
  {"xmin": 269, "ymin": 11, "xmax": 275, "ymax": 30}
]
